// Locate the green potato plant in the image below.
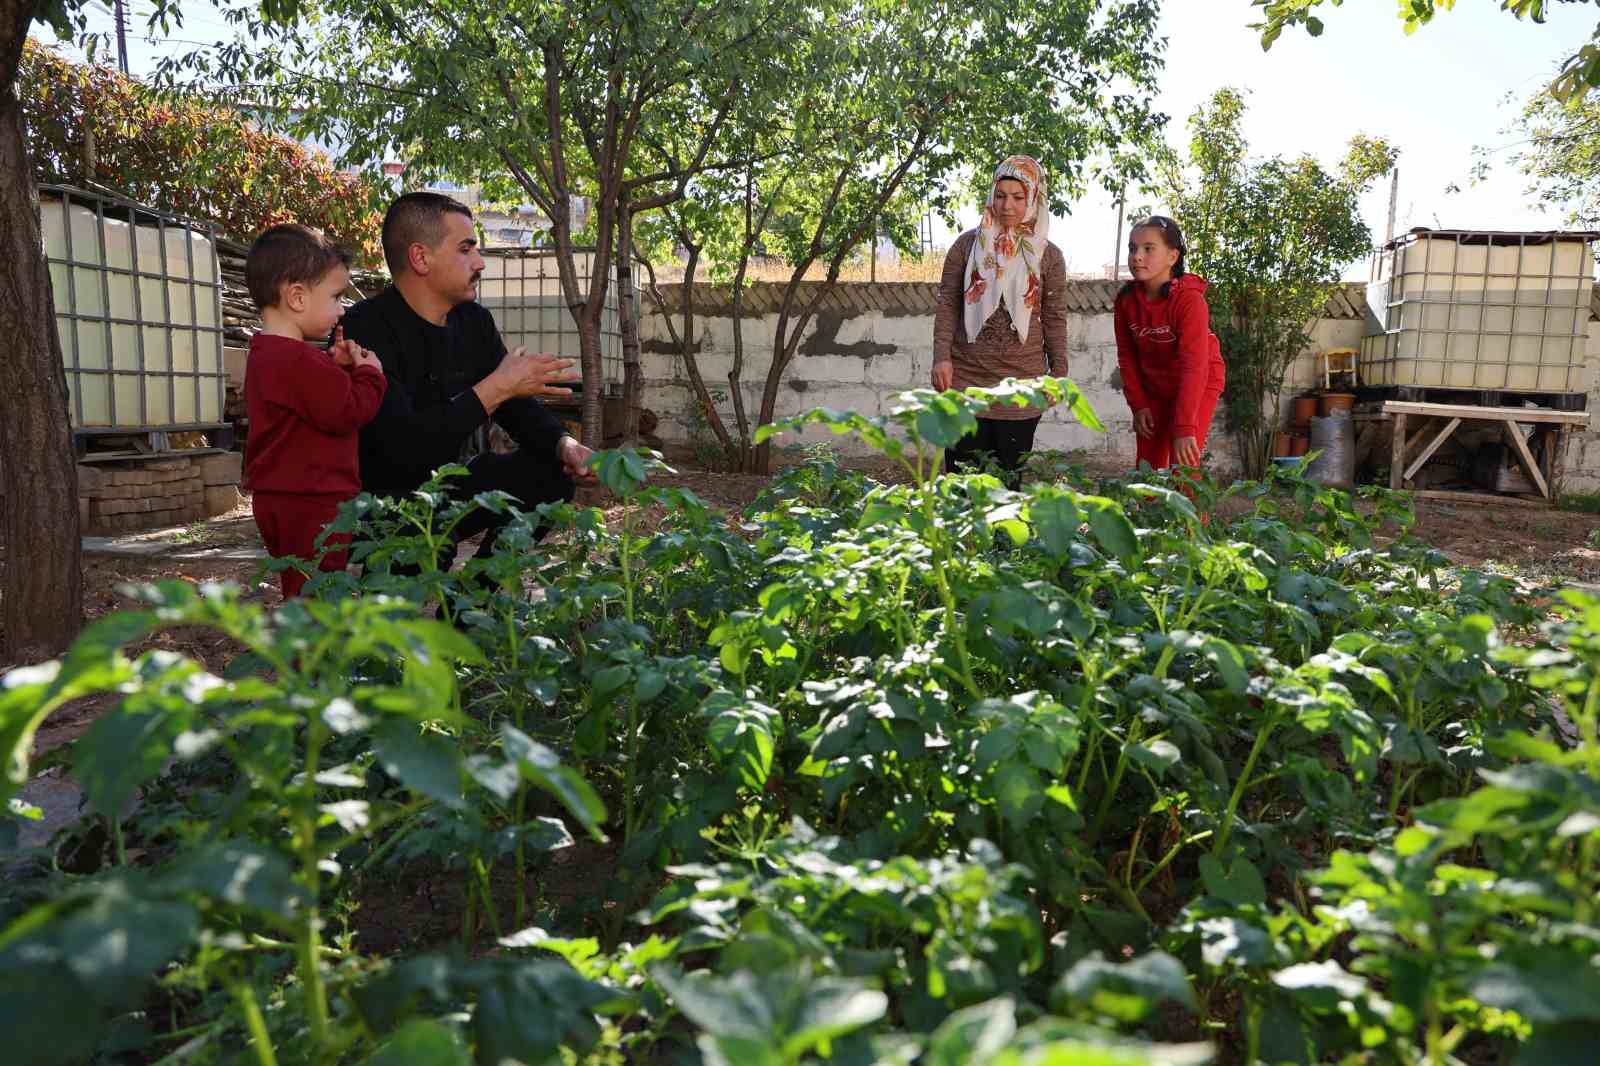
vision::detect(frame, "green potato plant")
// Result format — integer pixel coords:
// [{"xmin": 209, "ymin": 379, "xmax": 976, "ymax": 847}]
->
[{"xmin": 2, "ymin": 379, "xmax": 1592, "ymax": 1064}]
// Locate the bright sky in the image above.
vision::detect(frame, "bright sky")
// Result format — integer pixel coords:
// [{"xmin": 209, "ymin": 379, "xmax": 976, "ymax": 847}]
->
[
  {"xmin": 1047, "ymin": 1, "xmax": 1600, "ymax": 278},
  {"xmin": 35, "ymin": 0, "xmax": 1600, "ymax": 279}
]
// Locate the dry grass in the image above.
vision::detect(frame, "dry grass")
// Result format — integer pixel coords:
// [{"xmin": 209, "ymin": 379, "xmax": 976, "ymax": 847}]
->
[
  {"xmin": 648, "ymin": 252, "xmax": 948, "ymax": 285},
  {"xmin": 646, "ymin": 252, "xmax": 1126, "ymax": 286}
]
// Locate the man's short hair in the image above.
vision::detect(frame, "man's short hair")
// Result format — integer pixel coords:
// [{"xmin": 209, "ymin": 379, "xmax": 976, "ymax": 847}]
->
[
  {"xmin": 244, "ymin": 224, "xmax": 352, "ymax": 310},
  {"xmin": 382, "ymin": 191, "xmax": 474, "ymax": 275}
]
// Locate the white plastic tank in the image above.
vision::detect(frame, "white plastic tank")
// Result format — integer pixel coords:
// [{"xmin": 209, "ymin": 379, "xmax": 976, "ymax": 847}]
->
[
  {"xmin": 477, "ymin": 249, "xmax": 624, "ymax": 390},
  {"xmin": 41, "ymin": 186, "xmax": 225, "ymax": 430},
  {"xmin": 1360, "ymin": 228, "xmax": 1596, "ymax": 394}
]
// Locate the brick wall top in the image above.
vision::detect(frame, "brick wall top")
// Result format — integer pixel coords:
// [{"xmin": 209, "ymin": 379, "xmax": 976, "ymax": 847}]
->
[
  {"xmin": 644, "ymin": 279, "xmax": 1381, "ymax": 320},
  {"xmin": 643, "ymin": 280, "xmax": 1600, "ymax": 323}
]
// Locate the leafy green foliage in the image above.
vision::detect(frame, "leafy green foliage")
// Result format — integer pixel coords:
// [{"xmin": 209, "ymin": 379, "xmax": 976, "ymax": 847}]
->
[
  {"xmin": 1163, "ymin": 87, "xmax": 1396, "ymax": 477},
  {"xmin": 21, "ymin": 40, "xmax": 384, "ymax": 260},
  {"xmin": 1, "ymin": 380, "xmax": 1592, "ymax": 1063}
]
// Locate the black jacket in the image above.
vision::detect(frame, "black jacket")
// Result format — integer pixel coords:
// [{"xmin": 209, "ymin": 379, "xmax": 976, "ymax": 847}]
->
[{"xmin": 339, "ymin": 286, "xmax": 568, "ymax": 497}]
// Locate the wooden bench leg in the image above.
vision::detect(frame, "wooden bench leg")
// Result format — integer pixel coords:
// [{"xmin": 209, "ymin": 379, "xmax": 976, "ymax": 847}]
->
[
  {"xmin": 1391, "ymin": 413, "xmax": 1406, "ymax": 489},
  {"xmin": 1501, "ymin": 419, "xmax": 1550, "ymax": 498}
]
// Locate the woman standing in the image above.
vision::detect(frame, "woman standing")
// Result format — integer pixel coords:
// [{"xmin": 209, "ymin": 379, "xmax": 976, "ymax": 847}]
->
[
  {"xmin": 1114, "ymin": 216, "xmax": 1226, "ymax": 470},
  {"xmin": 931, "ymin": 155, "xmax": 1068, "ymax": 483}
]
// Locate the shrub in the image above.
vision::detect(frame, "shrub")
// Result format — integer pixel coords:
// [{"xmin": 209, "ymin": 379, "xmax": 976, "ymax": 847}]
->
[{"xmin": 21, "ymin": 40, "xmax": 385, "ymax": 263}]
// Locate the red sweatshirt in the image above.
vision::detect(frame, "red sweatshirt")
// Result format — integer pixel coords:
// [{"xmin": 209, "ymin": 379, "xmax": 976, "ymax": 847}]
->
[
  {"xmin": 1113, "ymin": 274, "xmax": 1227, "ymax": 437},
  {"xmin": 243, "ymin": 333, "xmax": 387, "ymax": 496}
]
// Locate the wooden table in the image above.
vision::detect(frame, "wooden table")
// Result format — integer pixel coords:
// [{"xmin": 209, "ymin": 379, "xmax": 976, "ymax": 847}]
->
[{"xmin": 1381, "ymin": 400, "xmax": 1589, "ymax": 503}]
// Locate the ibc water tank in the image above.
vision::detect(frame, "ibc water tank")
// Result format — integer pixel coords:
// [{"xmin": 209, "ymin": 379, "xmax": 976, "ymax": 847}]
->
[
  {"xmin": 478, "ymin": 248, "xmax": 625, "ymax": 390},
  {"xmin": 1360, "ymin": 229, "xmax": 1596, "ymax": 395},
  {"xmin": 40, "ymin": 186, "xmax": 225, "ymax": 432}
]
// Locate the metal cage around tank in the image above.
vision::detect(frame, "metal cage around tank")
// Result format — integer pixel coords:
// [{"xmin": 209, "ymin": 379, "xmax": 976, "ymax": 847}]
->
[
  {"xmin": 476, "ymin": 247, "xmax": 631, "ymax": 396},
  {"xmin": 41, "ymin": 185, "xmax": 228, "ymax": 439},
  {"xmin": 1360, "ymin": 228, "xmax": 1598, "ymax": 396}
]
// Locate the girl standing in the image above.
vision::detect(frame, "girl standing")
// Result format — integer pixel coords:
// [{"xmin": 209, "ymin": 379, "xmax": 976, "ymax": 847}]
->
[
  {"xmin": 931, "ymin": 155, "xmax": 1068, "ymax": 484},
  {"xmin": 1114, "ymin": 216, "xmax": 1226, "ymax": 470}
]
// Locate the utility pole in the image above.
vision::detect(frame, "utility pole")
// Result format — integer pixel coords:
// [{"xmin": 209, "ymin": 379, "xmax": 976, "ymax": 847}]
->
[
  {"xmin": 1384, "ymin": 167, "xmax": 1399, "ymax": 245},
  {"xmin": 114, "ymin": 0, "xmax": 131, "ymax": 74},
  {"xmin": 1110, "ymin": 189, "xmax": 1126, "ymax": 280}
]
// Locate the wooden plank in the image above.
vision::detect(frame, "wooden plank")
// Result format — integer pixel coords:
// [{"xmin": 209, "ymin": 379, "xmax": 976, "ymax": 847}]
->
[
  {"xmin": 1403, "ymin": 417, "xmax": 1461, "ymax": 482},
  {"xmin": 1409, "ymin": 489, "xmax": 1550, "ymax": 509},
  {"xmin": 1540, "ymin": 426, "xmax": 1558, "ymax": 492},
  {"xmin": 1501, "ymin": 420, "xmax": 1551, "ymax": 498},
  {"xmin": 1402, "ymin": 418, "xmax": 1437, "ymax": 464},
  {"xmin": 1354, "ymin": 421, "xmax": 1378, "ymax": 464},
  {"xmin": 1380, "ymin": 400, "xmax": 1589, "ymax": 426},
  {"xmin": 1390, "ymin": 412, "xmax": 1407, "ymax": 489},
  {"xmin": 1557, "ymin": 425, "xmax": 1574, "ymax": 491}
]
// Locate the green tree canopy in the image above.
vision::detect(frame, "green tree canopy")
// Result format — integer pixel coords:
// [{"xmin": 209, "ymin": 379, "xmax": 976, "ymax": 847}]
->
[
  {"xmin": 163, "ymin": 0, "xmax": 805, "ymax": 443},
  {"xmin": 632, "ymin": 0, "xmax": 1164, "ymax": 471},
  {"xmin": 1163, "ymin": 87, "xmax": 1396, "ymax": 477},
  {"xmin": 161, "ymin": 0, "xmax": 1164, "ymax": 460},
  {"xmin": 22, "ymin": 40, "xmax": 384, "ymax": 258}
]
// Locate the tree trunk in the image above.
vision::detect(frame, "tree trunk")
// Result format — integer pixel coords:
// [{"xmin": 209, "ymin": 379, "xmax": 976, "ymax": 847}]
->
[
  {"xmin": 579, "ymin": 272, "xmax": 609, "ymax": 450},
  {"xmin": 753, "ymin": 256, "xmax": 852, "ymax": 474},
  {"xmin": 577, "ymin": 169, "xmax": 623, "ymax": 449},
  {"xmin": 0, "ymin": 5, "xmax": 83, "ymax": 664},
  {"xmin": 1234, "ymin": 425, "xmax": 1268, "ymax": 481},
  {"xmin": 641, "ymin": 244, "xmax": 738, "ymax": 464},
  {"xmin": 749, "ymin": 136, "xmax": 927, "ymax": 473},
  {"xmin": 614, "ymin": 201, "xmax": 643, "ymax": 447},
  {"xmin": 574, "ymin": 312, "xmax": 605, "ymax": 448},
  {"xmin": 544, "ymin": 205, "xmax": 608, "ymax": 450},
  {"xmin": 726, "ymin": 170, "xmax": 761, "ymax": 473},
  {"xmin": 727, "ymin": 273, "xmax": 753, "ymax": 473}
]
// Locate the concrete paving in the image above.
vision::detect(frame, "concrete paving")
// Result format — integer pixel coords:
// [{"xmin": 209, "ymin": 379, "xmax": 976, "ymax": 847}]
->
[
  {"xmin": 14, "ymin": 769, "xmax": 85, "ymax": 853},
  {"xmin": 82, "ymin": 537, "xmax": 268, "ymax": 561},
  {"xmin": 82, "ymin": 520, "xmax": 268, "ymax": 562}
]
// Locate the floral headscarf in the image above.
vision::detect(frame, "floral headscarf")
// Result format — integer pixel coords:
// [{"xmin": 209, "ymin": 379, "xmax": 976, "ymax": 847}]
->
[{"xmin": 962, "ymin": 155, "xmax": 1049, "ymax": 345}]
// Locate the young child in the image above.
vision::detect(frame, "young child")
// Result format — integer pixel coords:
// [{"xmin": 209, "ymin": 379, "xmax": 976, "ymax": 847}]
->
[
  {"xmin": 1114, "ymin": 216, "xmax": 1226, "ymax": 471},
  {"xmin": 242, "ymin": 224, "xmax": 387, "ymax": 597}
]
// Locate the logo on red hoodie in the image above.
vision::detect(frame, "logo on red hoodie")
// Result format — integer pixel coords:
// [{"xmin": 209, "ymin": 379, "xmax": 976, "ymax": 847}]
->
[{"xmin": 1131, "ymin": 324, "xmax": 1174, "ymax": 342}]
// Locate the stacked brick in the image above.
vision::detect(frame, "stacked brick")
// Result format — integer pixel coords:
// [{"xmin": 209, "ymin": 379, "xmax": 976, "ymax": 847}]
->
[{"xmin": 79, "ymin": 452, "xmax": 244, "ymax": 535}]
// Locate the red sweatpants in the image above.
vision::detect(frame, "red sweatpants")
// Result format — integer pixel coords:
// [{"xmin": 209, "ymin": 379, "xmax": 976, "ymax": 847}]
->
[
  {"xmin": 252, "ymin": 491, "xmax": 352, "ymax": 598},
  {"xmin": 1134, "ymin": 383, "xmax": 1224, "ymax": 471}
]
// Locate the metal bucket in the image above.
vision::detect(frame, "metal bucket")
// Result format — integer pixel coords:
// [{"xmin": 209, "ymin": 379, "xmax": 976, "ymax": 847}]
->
[{"xmin": 1305, "ymin": 412, "xmax": 1356, "ymax": 489}]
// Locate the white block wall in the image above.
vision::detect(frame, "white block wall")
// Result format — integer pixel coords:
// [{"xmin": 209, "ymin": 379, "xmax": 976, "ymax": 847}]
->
[{"xmin": 639, "ymin": 293, "xmax": 1600, "ymax": 484}]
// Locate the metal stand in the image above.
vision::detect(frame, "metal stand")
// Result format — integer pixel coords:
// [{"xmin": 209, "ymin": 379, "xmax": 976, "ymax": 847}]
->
[{"xmin": 1382, "ymin": 400, "xmax": 1588, "ymax": 504}]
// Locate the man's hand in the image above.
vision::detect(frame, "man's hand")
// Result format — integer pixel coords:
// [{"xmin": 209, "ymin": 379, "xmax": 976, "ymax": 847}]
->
[
  {"xmin": 1134, "ymin": 408, "xmax": 1156, "ymax": 439},
  {"xmin": 1172, "ymin": 435, "xmax": 1202, "ymax": 468},
  {"xmin": 475, "ymin": 348, "xmax": 581, "ymax": 412},
  {"xmin": 931, "ymin": 359, "xmax": 954, "ymax": 391},
  {"xmin": 558, "ymin": 434, "xmax": 598, "ymax": 485}
]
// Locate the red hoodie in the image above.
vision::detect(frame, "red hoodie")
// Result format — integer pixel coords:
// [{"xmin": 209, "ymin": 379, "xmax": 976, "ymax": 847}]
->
[
  {"xmin": 1113, "ymin": 273, "xmax": 1226, "ymax": 437},
  {"xmin": 243, "ymin": 333, "xmax": 387, "ymax": 496}
]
